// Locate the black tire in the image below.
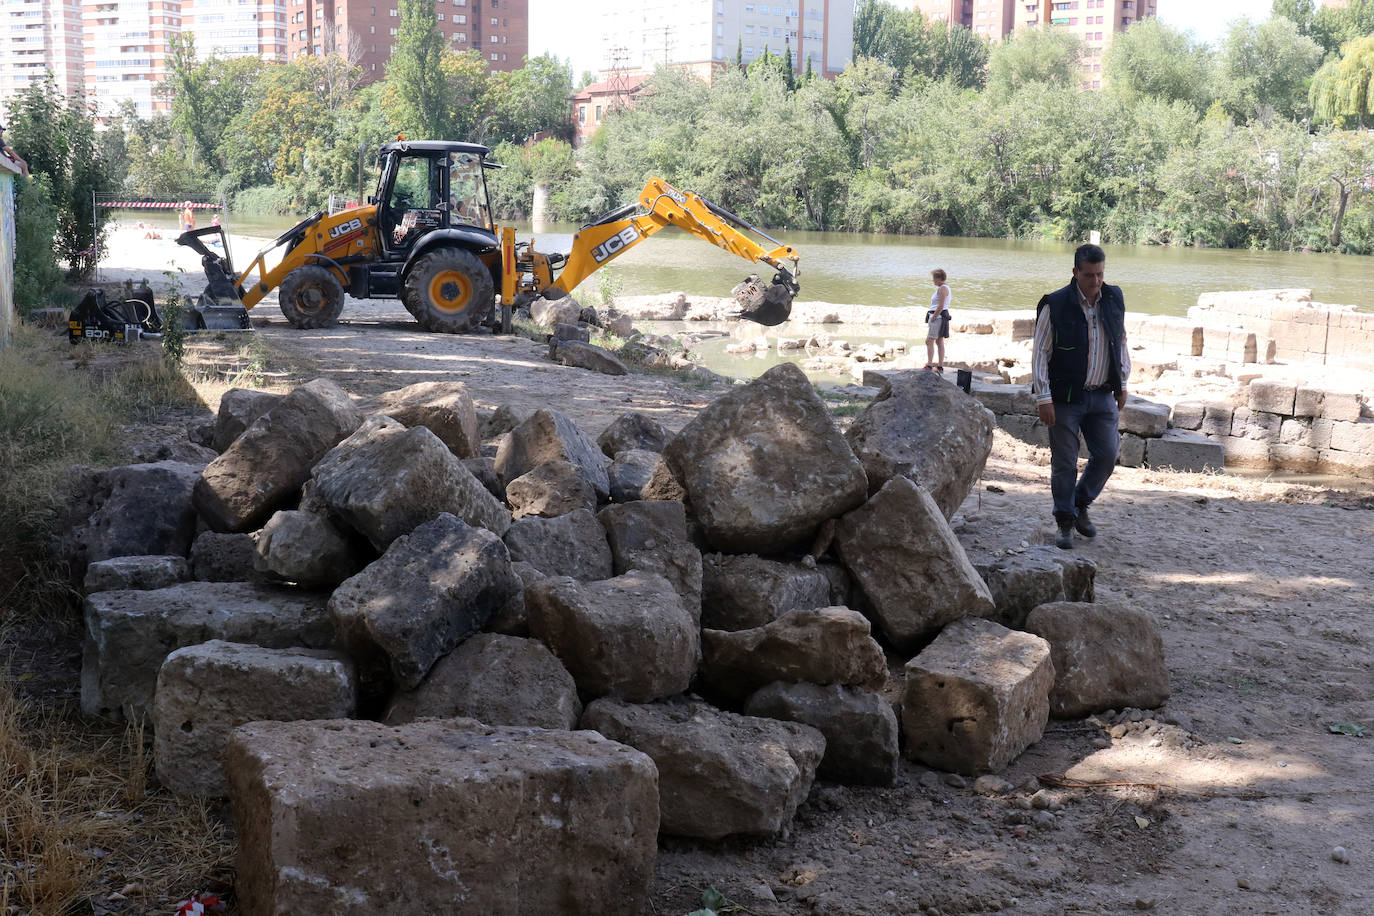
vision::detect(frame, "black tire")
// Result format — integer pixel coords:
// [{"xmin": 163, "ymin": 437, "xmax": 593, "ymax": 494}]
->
[
  {"xmin": 278, "ymin": 265, "xmax": 345, "ymax": 328},
  {"xmin": 402, "ymin": 247, "xmax": 494, "ymax": 333}
]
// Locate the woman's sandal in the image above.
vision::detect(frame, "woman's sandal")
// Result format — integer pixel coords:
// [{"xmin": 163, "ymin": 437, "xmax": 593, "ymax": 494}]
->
[{"xmin": 935, "ymin": 366, "xmax": 945, "ymax": 374}]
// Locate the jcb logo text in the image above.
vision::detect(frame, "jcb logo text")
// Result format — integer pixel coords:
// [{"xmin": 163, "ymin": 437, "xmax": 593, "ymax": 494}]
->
[{"xmin": 591, "ymin": 227, "xmax": 641, "ymax": 263}]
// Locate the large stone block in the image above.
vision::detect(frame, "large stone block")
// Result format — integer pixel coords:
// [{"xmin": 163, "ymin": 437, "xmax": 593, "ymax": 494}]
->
[
  {"xmin": 968, "ymin": 381, "xmax": 1036, "ymax": 417},
  {"xmin": 833, "ymin": 477, "xmax": 994, "ymax": 650},
  {"xmin": 597, "ymin": 411, "xmax": 672, "ymax": 458},
  {"xmin": 607, "ymin": 448, "xmax": 661, "ymax": 503},
  {"xmin": 81, "ymin": 581, "xmax": 336, "ymax": 721},
  {"xmin": 1218, "ymin": 435, "xmax": 1273, "ymax": 468},
  {"xmin": 1199, "ymin": 404, "xmax": 1234, "ymax": 438},
  {"xmin": 84, "ymin": 555, "xmax": 189, "ymax": 593},
  {"xmin": 495, "ymin": 408, "xmax": 610, "ymax": 501},
  {"xmin": 1319, "ymin": 448, "xmax": 1374, "ymax": 479},
  {"xmin": 844, "ymin": 369, "xmax": 995, "ymax": 517},
  {"xmin": 211, "ymin": 388, "xmax": 282, "ymax": 453},
  {"xmin": 1271, "ymin": 443, "xmax": 1320, "ymax": 473},
  {"xmin": 1118, "ymin": 398, "xmax": 1170, "ymax": 438},
  {"xmin": 227, "ymin": 718, "xmax": 658, "ymax": 915},
  {"xmin": 1168, "ymin": 401, "xmax": 1205, "ymax": 431},
  {"xmin": 373, "ymin": 381, "xmax": 480, "ymax": 459},
  {"xmin": 598, "ymin": 501, "xmax": 702, "ymax": 615},
  {"xmin": 329, "ymin": 513, "xmax": 521, "ymax": 691},
  {"xmin": 744, "ymin": 682, "xmax": 899, "ymax": 787},
  {"xmin": 1023, "ymin": 601, "xmax": 1169, "ymax": 718},
  {"xmin": 502, "ymin": 508, "xmax": 612, "ymax": 581},
  {"xmin": 1117, "ymin": 432, "xmax": 1146, "ymax": 467},
  {"xmin": 700, "ymin": 553, "xmax": 833, "ymax": 631},
  {"xmin": 63, "ymin": 461, "xmax": 202, "ymax": 576},
  {"xmin": 153, "ymin": 640, "xmax": 356, "ymax": 796},
  {"xmin": 1328, "ymin": 418, "xmax": 1374, "ymax": 454},
  {"xmin": 699, "ymin": 607, "xmax": 887, "ymax": 703},
  {"xmin": 661, "ymin": 362, "xmax": 868, "ymax": 553},
  {"xmin": 384, "ymin": 633, "xmax": 581, "ymax": 730},
  {"xmin": 189, "ymin": 531, "xmax": 259, "ymax": 583},
  {"xmin": 1247, "ymin": 378, "xmax": 1297, "ymax": 416},
  {"xmin": 194, "ymin": 378, "xmax": 363, "ymax": 533},
  {"xmin": 995, "ymin": 413, "xmax": 1049, "ymax": 447},
  {"xmin": 900, "ymin": 617, "xmax": 1053, "ymax": 776},
  {"xmin": 313, "ymin": 422, "xmax": 511, "ymax": 548},
  {"xmin": 1144, "ymin": 429, "xmax": 1225, "ymax": 473},
  {"xmin": 253, "ymin": 508, "xmax": 364, "ymax": 587},
  {"xmin": 526, "ymin": 572, "xmax": 699, "ymax": 702},
  {"xmin": 505, "ymin": 458, "xmax": 598, "ymax": 519},
  {"xmin": 580, "ymin": 697, "xmax": 824, "ymax": 840},
  {"xmin": 975, "ymin": 553, "xmax": 1065, "ymax": 630}
]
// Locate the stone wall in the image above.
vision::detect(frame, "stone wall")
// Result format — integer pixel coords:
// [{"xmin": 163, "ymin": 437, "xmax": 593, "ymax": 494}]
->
[
  {"xmin": 0, "ymin": 168, "xmax": 16, "ymax": 348},
  {"xmin": 1189, "ymin": 289, "xmax": 1374, "ymax": 372}
]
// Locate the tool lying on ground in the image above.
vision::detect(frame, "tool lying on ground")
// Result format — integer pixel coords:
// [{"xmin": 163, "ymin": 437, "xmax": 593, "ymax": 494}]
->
[
  {"xmin": 174, "ymin": 140, "xmax": 802, "ymax": 334},
  {"xmin": 67, "ymin": 280, "xmax": 164, "ymax": 343}
]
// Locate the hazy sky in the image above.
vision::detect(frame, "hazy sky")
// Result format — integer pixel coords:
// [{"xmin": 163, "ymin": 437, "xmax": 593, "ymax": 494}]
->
[{"xmin": 527, "ymin": 0, "xmax": 1276, "ymax": 79}]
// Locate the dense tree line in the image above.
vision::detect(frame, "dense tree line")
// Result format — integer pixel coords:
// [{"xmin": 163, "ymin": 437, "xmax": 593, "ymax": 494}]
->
[{"xmin": 5, "ymin": 0, "xmax": 1374, "ymax": 298}]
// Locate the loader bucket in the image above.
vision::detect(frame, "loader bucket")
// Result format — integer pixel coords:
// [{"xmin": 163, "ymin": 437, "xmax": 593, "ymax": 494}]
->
[
  {"xmin": 733, "ymin": 271, "xmax": 797, "ymax": 327},
  {"xmin": 176, "ymin": 225, "xmax": 252, "ymax": 331}
]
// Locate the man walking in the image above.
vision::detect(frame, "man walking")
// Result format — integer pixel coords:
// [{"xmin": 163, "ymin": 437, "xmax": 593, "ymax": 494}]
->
[{"xmin": 1031, "ymin": 243, "xmax": 1130, "ymax": 549}]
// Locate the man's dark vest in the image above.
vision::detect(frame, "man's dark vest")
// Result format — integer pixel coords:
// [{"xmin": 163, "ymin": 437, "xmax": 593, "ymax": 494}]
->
[{"xmin": 1036, "ymin": 281, "xmax": 1125, "ymax": 404}]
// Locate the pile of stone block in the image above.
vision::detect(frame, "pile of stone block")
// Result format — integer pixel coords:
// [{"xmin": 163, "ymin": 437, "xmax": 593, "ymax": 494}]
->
[
  {"xmin": 1171, "ymin": 377, "xmax": 1373, "ymax": 477},
  {"xmin": 69, "ymin": 367, "xmax": 1169, "ymax": 910},
  {"xmin": 965, "ymin": 378, "xmax": 1225, "ymax": 473},
  {"xmin": 1191, "ymin": 289, "xmax": 1374, "ymax": 372}
]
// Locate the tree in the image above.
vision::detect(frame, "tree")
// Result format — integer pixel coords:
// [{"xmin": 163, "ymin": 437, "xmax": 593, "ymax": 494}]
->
[
  {"xmin": 986, "ymin": 27, "xmax": 1082, "ymax": 98},
  {"xmin": 1314, "ymin": 128, "xmax": 1374, "ymax": 247},
  {"xmin": 1311, "ymin": 0, "xmax": 1374, "ymax": 57},
  {"xmin": 7, "ymin": 77, "xmax": 113, "ymax": 277},
  {"xmin": 1215, "ymin": 16, "xmax": 1324, "ymax": 123},
  {"xmin": 1311, "ymin": 33, "xmax": 1374, "ymax": 127},
  {"xmin": 384, "ymin": 0, "xmax": 458, "ymax": 138},
  {"xmin": 929, "ymin": 23, "xmax": 989, "ymax": 90},
  {"xmin": 487, "ymin": 55, "xmax": 574, "ymax": 144},
  {"xmin": 1103, "ymin": 18, "xmax": 1213, "ymax": 110},
  {"xmin": 1272, "ymin": 0, "xmax": 1316, "ymax": 36},
  {"xmin": 852, "ymin": 0, "xmax": 931, "ymax": 81}
]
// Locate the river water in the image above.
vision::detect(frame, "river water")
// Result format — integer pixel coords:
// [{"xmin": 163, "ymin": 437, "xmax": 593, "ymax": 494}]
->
[{"xmin": 121, "ymin": 211, "xmax": 1372, "ymax": 317}]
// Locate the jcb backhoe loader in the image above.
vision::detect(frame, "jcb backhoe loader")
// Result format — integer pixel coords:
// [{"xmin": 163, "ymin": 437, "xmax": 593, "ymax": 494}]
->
[{"xmin": 176, "ymin": 140, "xmax": 800, "ymax": 333}]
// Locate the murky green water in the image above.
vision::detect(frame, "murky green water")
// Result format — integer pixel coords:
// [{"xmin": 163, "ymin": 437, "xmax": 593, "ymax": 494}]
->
[{"xmin": 114, "ymin": 211, "xmax": 1372, "ymax": 317}]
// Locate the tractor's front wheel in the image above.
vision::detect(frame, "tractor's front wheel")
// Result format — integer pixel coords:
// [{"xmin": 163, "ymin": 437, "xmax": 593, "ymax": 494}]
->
[
  {"xmin": 402, "ymin": 248, "xmax": 494, "ymax": 333},
  {"xmin": 278, "ymin": 265, "xmax": 345, "ymax": 328}
]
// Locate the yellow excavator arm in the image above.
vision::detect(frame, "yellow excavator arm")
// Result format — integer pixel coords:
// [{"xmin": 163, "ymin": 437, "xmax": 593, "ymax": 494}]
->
[{"xmin": 505, "ymin": 177, "xmax": 801, "ymax": 326}]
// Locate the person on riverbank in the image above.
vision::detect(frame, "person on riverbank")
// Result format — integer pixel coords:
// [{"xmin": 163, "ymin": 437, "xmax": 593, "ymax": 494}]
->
[
  {"xmin": 924, "ymin": 268, "xmax": 952, "ymax": 372},
  {"xmin": 1032, "ymin": 243, "xmax": 1130, "ymax": 550},
  {"xmin": 181, "ymin": 202, "xmax": 195, "ymax": 233}
]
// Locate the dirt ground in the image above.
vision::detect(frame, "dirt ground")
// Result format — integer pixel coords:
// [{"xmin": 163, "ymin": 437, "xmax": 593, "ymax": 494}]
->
[{"xmin": 88, "ymin": 231, "xmax": 1374, "ymax": 915}]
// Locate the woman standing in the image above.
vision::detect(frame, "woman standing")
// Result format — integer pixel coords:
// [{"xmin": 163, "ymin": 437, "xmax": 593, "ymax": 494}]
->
[{"xmin": 925, "ymin": 268, "xmax": 952, "ymax": 372}]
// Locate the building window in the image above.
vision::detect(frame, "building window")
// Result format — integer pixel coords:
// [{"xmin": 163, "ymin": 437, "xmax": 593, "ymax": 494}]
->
[
  {"xmin": 595, "ymin": 105, "xmax": 602, "ymax": 120},
  {"xmin": 578, "ymin": 104, "xmax": 585, "ymax": 123}
]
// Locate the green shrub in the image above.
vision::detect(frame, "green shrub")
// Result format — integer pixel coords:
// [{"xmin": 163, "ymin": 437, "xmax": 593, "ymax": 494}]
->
[
  {"xmin": 232, "ymin": 184, "xmax": 299, "ymax": 216},
  {"xmin": 12, "ymin": 175, "xmax": 65, "ymax": 315}
]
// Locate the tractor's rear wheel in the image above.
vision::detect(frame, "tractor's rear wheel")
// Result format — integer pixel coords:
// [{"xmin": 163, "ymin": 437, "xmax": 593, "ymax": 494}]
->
[
  {"xmin": 402, "ymin": 248, "xmax": 494, "ymax": 333},
  {"xmin": 278, "ymin": 265, "xmax": 345, "ymax": 328}
]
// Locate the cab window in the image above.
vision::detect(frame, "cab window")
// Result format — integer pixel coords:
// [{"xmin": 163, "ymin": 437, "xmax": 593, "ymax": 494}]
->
[{"xmin": 448, "ymin": 153, "xmax": 490, "ymax": 228}]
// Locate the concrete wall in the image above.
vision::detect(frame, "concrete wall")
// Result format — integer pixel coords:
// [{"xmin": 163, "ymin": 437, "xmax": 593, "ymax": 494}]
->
[{"xmin": 0, "ymin": 170, "xmax": 15, "ymax": 349}]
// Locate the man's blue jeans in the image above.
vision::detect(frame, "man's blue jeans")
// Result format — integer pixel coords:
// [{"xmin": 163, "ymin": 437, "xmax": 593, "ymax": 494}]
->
[{"xmin": 1047, "ymin": 389, "xmax": 1119, "ymax": 521}]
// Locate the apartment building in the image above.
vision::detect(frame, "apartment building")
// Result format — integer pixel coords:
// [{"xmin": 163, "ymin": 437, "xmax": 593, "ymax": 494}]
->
[
  {"xmin": 914, "ymin": 0, "xmax": 1155, "ymax": 89},
  {"xmin": 284, "ymin": 0, "xmax": 527, "ymax": 82},
  {"xmin": 83, "ymin": 0, "xmax": 181, "ymax": 119},
  {"xmin": 182, "ymin": 0, "xmax": 286, "ymax": 61},
  {"xmin": 596, "ymin": 0, "xmax": 854, "ymax": 83},
  {"xmin": 0, "ymin": 0, "xmax": 85, "ymax": 102}
]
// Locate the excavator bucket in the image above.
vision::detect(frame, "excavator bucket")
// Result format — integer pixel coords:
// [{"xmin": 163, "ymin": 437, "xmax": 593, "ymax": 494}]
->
[
  {"xmin": 175, "ymin": 226, "xmax": 252, "ymax": 331},
  {"xmin": 731, "ymin": 272, "xmax": 798, "ymax": 327}
]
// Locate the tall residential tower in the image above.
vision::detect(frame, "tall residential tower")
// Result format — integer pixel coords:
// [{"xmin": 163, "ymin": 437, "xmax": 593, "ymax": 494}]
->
[{"xmin": 0, "ymin": 0, "xmax": 85, "ymax": 103}]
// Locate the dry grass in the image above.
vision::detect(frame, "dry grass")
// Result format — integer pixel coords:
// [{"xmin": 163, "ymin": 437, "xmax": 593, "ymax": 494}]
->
[{"xmin": 1, "ymin": 326, "xmax": 238, "ymax": 913}]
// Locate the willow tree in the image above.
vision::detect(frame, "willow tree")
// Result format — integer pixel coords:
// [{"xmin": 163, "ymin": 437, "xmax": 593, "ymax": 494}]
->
[{"xmin": 1311, "ymin": 34, "xmax": 1374, "ymax": 128}]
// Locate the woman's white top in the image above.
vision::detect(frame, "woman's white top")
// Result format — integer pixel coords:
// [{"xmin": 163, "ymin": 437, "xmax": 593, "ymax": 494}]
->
[{"xmin": 930, "ymin": 284, "xmax": 951, "ymax": 314}]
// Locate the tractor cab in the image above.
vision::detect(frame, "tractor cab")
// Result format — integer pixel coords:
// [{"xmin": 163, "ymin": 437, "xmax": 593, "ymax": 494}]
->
[{"xmin": 375, "ymin": 141, "xmax": 496, "ymax": 257}]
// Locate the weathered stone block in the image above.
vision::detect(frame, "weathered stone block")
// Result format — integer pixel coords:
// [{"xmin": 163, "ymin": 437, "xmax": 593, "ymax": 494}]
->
[
  {"xmin": 969, "ymin": 381, "xmax": 1036, "ymax": 417},
  {"xmin": 153, "ymin": 640, "xmax": 355, "ymax": 796},
  {"xmin": 900, "ymin": 617, "xmax": 1053, "ymax": 776},
  {"xmin": 1219, "ymin": 435, "xmax": 1273, "ymax": 468},
  {"xmin": 503, "ymin": 508, "xmax": 612, "ymax": 581},
  {"xmin": 1328, "ymin": 418, "xmax": 1374, "ymax": 454},
  {"xmin": 699, "ymin": 607, "xmax": 887, "ymax": 703},
  {"xmin": 526, "ymin": 572, "xmax": 699, "ymax": 702},
  {"xmin": 1319, "ymin": 448, "xmax": 1374, "ymax": 479},
  {"xmin": 995, "ymin": 412, "xmax": 1049, "ymax": 447},
  {"xmin": 1169, "ymin": 401, "xmax": 1205, "ymax": 431},
  {"xmin": 597, "ymin": 501, "xmax": 702, "ymax": 616},
  {"xmin": 700, "ymin": 554, "xmax": 833, "ymax": 631},
  {"xmin": 833, "ymin": 477, "xmax": 994, "ymax": 650},
  {"xmin": 597, "ymin": 411, "xmax": 672, "ymax": 458},
  {"xmin": 64, "ymin": 461, "xmax": 202, "ymax": 576},
  {"xmin": 227, "ymin": 718, "xmax": 658, "ymax": 915},
  {"xmin": 329, "ymin": 513, "xmax": 520, "ymax": 691},
  {"xmin": 580, "ymin": 697, "xmax": 824, "ymax": 840},
  {"xmin": 1117, "ymin": 432, "xmax": 1146, "ymax": 467},
  {"xmin": 373, "ymin": 381, "xmax": 480, "ymax": 459},
  {"xmin": 1248, "ymin": 378, "xmax": 1297, "ymax": 416},
  {"xmin": 975, "ymin": 553, "xmax": 1065, "ymax": 630},
  {"xmin": 662, "ymin": 362, "xmax": 868, "ymax": 553},
  {"xmin": 254, "ymin": 509, "xmax": 363, "ymax": 587},
  {"xmin": 744, "ymin": 682, "xmax": 899, "ymax": 787},
  {"xmin": 82, "ymin": 582, "xmax": 336, "ymax": 721},
  {"xmin": 384, "ymin": 633, "xmax": 581, "ymax": 730},
  {"xmin": 84, "ymin": 555, "xmax": 188, "ymax": 593},
  {"xmin": 1271, "ymin": 443, "xmax": 1320, "ymax": 472},
  {"xmin": 495, "ymin": 408, "xmax": 610, "ymax": 501},
  {"xmin": 607, "ymin": 448, "xmax": 661, "ymax": 502},
  {"xmin": 1023, "ymin": 601, "xmax": 1169, "ymax": 718},
  {"xmin": 506, "ymin": 458, "xmax": 599, "ymax": 519},
  {"xmin": 1144, "ymin": 429, "xmax": 1225, "ymax": 473},
  {"xmin": 189, "ymin": 531, "xmax": 259, "ymax": 583},
  {"xmin": 211, "ymin": 388, "xmax": 282, "ymax": 453},
  {"xmin": 1199, "ymin": 404, "xmax": 1234, "ymax": 438},
  {"xmin": 1119, "ymin": 399, "xmax": 1169, "ymax": 438}
]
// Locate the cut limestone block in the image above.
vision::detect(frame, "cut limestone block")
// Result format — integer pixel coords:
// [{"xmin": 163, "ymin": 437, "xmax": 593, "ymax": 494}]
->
[
  {"xmin": 580, "ymin": 697, "xmax": 824, "ymax": 840},
  {"xmin": 1247, "ymin": 378, "xmax": 1297, "ymax": 416},
  {"xmin": 700, "ymin": 554, "xmax": 833, "ymax": 631},
  {"xmin": 1144, "ymin": 429, "xmax": 1224, "ymax": 473},
  {"xmin": 84, "ymin": 555, "xmax": 189, "ymax": 594},
  {"xmin": 1118, "ymin": 398, "xmax": 1170, "ymax": 438},
  {"xmin": 226, "ymin": 718, "xmax": 658, "ymax": 915},
  {"xmin": 82, "ymin": 582, "xmax": 336, "ymax": 722},
  {"xmin": 1117, "ymin": 432, "xmax": 1146, "ymax": 468},
  {"xmin": 1023, "ymin": 601, "xmax": 1169, "ymax": 718},
  {"xmin": 833, "ymin": 477, "xmax": 995, "ymax": 650},
  {"xmin": 153, "ymin": 640, "xmax": 356, "ymax": 796},
  {"xmin": 525, "ymin": 572, "xmax": 699, "ymax": 702},
  {"xmin": 900, "ymin": 617, "xmax": 1053, "ymax": 776},
  {"xmin": 744, "ymin": 682, "xmax": 898, "ymax": 787}
]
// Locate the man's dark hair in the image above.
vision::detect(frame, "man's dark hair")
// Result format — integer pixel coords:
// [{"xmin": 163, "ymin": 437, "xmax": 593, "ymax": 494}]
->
[{"xmin": 1074, "ymin": 243, "xmax": 1106, "ymax": 270}]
